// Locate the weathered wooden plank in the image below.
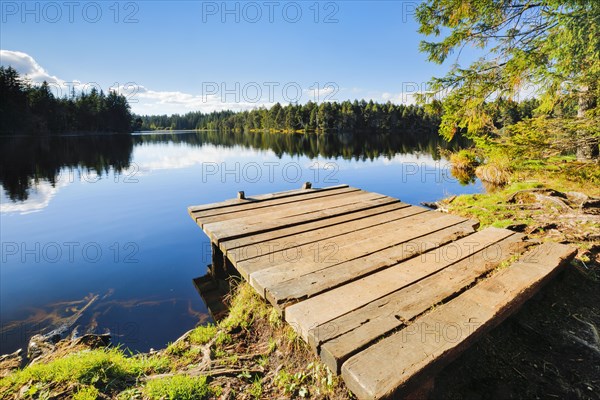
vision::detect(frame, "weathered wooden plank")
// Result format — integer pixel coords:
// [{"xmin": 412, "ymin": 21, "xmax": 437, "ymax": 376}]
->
[
  {"xmin": 197, "ymin": 188, "xmax": 371, "ymax": 226},
  {"xmin": 240, "ymin": 210, "xmax": 458, "ymax": 285},
  {"xmin": 188, "ymin": 184, "xmax": 350, "ymax": 214},
  {"xmin": 200, "ymin": 190, "xmax": 386, "ymax": 229},
  {"xmin": 203, "ymin": 195, "xmax": 400, "ymax": 244},
  {"xmin": 341, "ymin": 242, "xmax": 576, "ymax": 400},
  {"xmin": 192, "ymin": 186, "xmax": 361, "ymax": 224},
  {"xmin": 248, "ymin": 213, "xmax": 473, "ymax": 300},
  {"xmin": 227, "ymin": 205, "xmax": 427, "ymax": 264},
  {"xmin": 317, "ymin": 233, "xmax": 529, "ymax": 372},
  {"xmin": 267, "ymin": 220, "xmax": 479, "ymax": 309},
  {"xmin": 219, "ymin": 202, "xmax": 412, "ymax": 253},
  {"xmin": 284, "ymin": 227, "xmax": 515, "ymax": 342}
]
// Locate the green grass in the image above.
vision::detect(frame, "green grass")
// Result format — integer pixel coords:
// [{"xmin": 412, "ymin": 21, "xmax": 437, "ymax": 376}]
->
[
  {"xmin": 519, "ymin": 160, "xmax": 600, "ymax": 196},
  {"xmin": 144, "ymin": 375, "xmax": 211, "ymax": 400},
  {"xmin": 165, "ymin": 340, "xmax": 188, "ymax": 356},
  {"xmin": 0, "ymin": 348, "xmax": 169, "ymax": 397},
  {"xmin": 447, "ymin": 181, "xmax": 542, "ymax": 228},
  {"xmin": 188, "ymin": 324, "xmax": 218, "ymax": 345},
  {"xmin": 73, "ymin": 385, "xmax": 100, "ymax": 400},
  {"xmin": 220, "ymin": 282, "xmax": 272, "ymax": 331},
  {"xmin": 248, "ymin": 377, "xmax": 263, "ymax": 399}
]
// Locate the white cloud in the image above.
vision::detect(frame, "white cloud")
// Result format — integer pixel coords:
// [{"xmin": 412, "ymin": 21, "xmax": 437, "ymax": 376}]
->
[
  {"xmin": 303, "ymin": 85, "xmax": 338, "ymax": 102},
  {"xmin": 0, "ymin": 50, "xmax": 64, "ymax": 85},
  {"xmin": 0, "ymin": 49, "xmax": 461, "ymax": 116},
  {"xmin": 377, "ymin": 91, "xmax": 419, "ymax": 105},
  {"xmin": 0, "ymin": 178, "xmax": 69, "ymax": 215},
  {"xmin": 130, "ymin": 85, "xmax": 274, "ymax": 115},
  {"xmin": 0, "ymin": 50, "xmax": 276, "ymax": 114},
  {"xmin": 130, "ymin": 142, "xmax": 276, "ymax": 171}
]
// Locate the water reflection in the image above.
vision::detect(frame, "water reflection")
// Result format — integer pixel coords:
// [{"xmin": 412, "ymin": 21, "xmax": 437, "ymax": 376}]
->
[
  {"xmin": 0, "ymin": 130, "xmax": 465, "ymax": 205},
  {"xmin": 0, "ymin": 134, "xmax": 133, "ymax": 202},
  {"xmin": 0, "ymin": 129, "xmax": 477, "ymax": 355}
]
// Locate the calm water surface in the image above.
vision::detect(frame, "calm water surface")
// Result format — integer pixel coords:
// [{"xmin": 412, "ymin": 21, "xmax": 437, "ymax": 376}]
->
[{"xmin": 0, "ymin": 130, "xmax": 482, "ymax": 354}]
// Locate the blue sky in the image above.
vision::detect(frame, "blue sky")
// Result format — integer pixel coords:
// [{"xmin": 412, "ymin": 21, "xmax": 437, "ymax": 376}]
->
[{"xmin": 0, "ymin": 1, "xmax": 474, "ymax": 114}]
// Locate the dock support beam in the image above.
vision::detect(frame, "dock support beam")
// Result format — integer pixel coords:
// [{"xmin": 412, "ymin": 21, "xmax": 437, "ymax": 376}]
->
[{"xmin": 211, "ymin": 243, "xmax": 227, "ymax": 279}]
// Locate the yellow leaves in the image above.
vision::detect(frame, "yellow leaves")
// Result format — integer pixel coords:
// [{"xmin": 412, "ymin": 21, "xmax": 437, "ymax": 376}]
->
[
  {"xmin": 508, "ymin": 74, "xmax": 523, "ymax": 94},
  {"xmin": 465, "ymin": 110, "xmax": 492, "ymax": 136}
]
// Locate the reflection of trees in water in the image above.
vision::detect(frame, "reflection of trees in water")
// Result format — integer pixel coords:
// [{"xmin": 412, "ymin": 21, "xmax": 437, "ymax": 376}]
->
[
  {"xmin": 1, "ymin": 131, "xmax": 467, "ymax": 201},
  {"xmin": 450, "ymin": 166, "xmax": 477, "ymax": 185},
  {"xmin": 135, "ymin": 130, "xmax": 467, "ymax": 161},
  {"xmin": 0, "ymin": 135, "xmax": 134, "ymax": 201}
]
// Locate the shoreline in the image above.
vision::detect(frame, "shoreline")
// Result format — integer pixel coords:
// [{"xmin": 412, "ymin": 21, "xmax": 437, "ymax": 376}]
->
[{"xmin": 1, "ymin": 158, "xmax": 599, "ymax": 399}]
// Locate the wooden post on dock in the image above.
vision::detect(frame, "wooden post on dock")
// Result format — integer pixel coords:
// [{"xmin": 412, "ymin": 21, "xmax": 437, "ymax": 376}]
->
[{"xmin": 210, "ymin": 243, "xmax": 227, "ymax": 279}]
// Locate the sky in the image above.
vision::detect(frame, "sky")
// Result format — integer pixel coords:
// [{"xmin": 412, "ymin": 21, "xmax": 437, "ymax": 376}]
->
[{"xmin": 0, "ymin": 1, "xmax": 475, "ymax": 115}]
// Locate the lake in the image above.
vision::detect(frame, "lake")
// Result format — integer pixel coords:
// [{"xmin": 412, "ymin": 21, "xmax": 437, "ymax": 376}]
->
[{"xmin": 0, "ymin": 130, "xmax": 482, "ymax": 355}]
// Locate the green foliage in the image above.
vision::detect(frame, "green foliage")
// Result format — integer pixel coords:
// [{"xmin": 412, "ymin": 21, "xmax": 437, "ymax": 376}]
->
[
  {"xmin": 275, "ymin": 369, "xmax": 310, "ymax": 396},
  {"xmin": 220, "ymin": 283, "xmax": 271, "ymax": 331},
  {"xmin": 0, "ymin": 66, "xmax": 132, "ymax": 134},
  {"xmin": 518, "ymin": 157, "xmax": 600, "ymax": 194},
  {"xmin": 73, "ymin": 385, "xmax": 100, "ymax": 400},
  {"xmin": 144, "ymin": 375, "xmax": 211, "ymax": 400},
  {"xmin": 447, "ymin": 182, "xmax": 542, "ymax": 227},
  {"xmin": 274, "ymin": 362, "xmax": 337, "ymax": 398},
  {"xmin": 247, "ymin": 377, "xmax": 263, "ymax": 399},
  {"xmin": 268, "ymin": 307, "xmax": 282, "ymax": 328},
  {"xmin": 214, "ymin": 331, "xmax": 232, "ymax": 346},
  {"xmin": 188, "ymin": 324, "xmax": 218, "ymax": 345},
  {"xmin": 502, "ymin": 115, "xmax": 600, "ymax": 158},
  {"xmin": 165, "ymin": 340, "xmax": 188, "ymax": 356},
  {"xmin": 449, "ymin": 149, "xmax": 480, "ymax": 170},
  {"xmin": 416, "ymin": 0, "xmax": 600, "ymax": 142},
  {"xmin": 449, "ymin": 149, "xmax": 481, "ymax": 184}
]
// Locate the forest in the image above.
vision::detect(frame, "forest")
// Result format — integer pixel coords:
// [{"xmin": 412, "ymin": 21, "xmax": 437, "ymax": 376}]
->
[
  {"xmin": 0, "ymin": 67, "xmax": 132, "ymax": 135},
  {"xmin": 2, "ymin": 63, "xmax": 541, "ymax": 138},
  {"xmin": 136, "ymin": 98, "xmax": 539, "ymax": 135},
  {"xmin": 138, "ymin": 101, "xmax": 442, "ymax": 133}
]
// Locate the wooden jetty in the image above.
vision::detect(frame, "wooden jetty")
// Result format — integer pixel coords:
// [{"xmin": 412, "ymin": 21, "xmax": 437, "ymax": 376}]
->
[{"xmin": 188, "ymin": 184, "xmax": 576, "ymax": 399}]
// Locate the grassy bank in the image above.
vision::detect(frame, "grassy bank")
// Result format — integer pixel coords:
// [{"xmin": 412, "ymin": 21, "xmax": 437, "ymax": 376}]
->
[
  {"xmin": 0, "ymin": 283, "xmax": 348, "ymax": 399},
  {"xmin": 443, "ymin": 152, "xmax": 600, "ymax": 248}
]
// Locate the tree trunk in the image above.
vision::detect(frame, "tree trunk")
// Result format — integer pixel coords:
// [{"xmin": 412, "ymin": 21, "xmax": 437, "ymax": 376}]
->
[
  {"xmin": 576, "ymin": 137, "xmax": 599, "ymax": 160},
  {"xmin": 576, "ymin": 84, "xmax": 599, "ymax": 161}
]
